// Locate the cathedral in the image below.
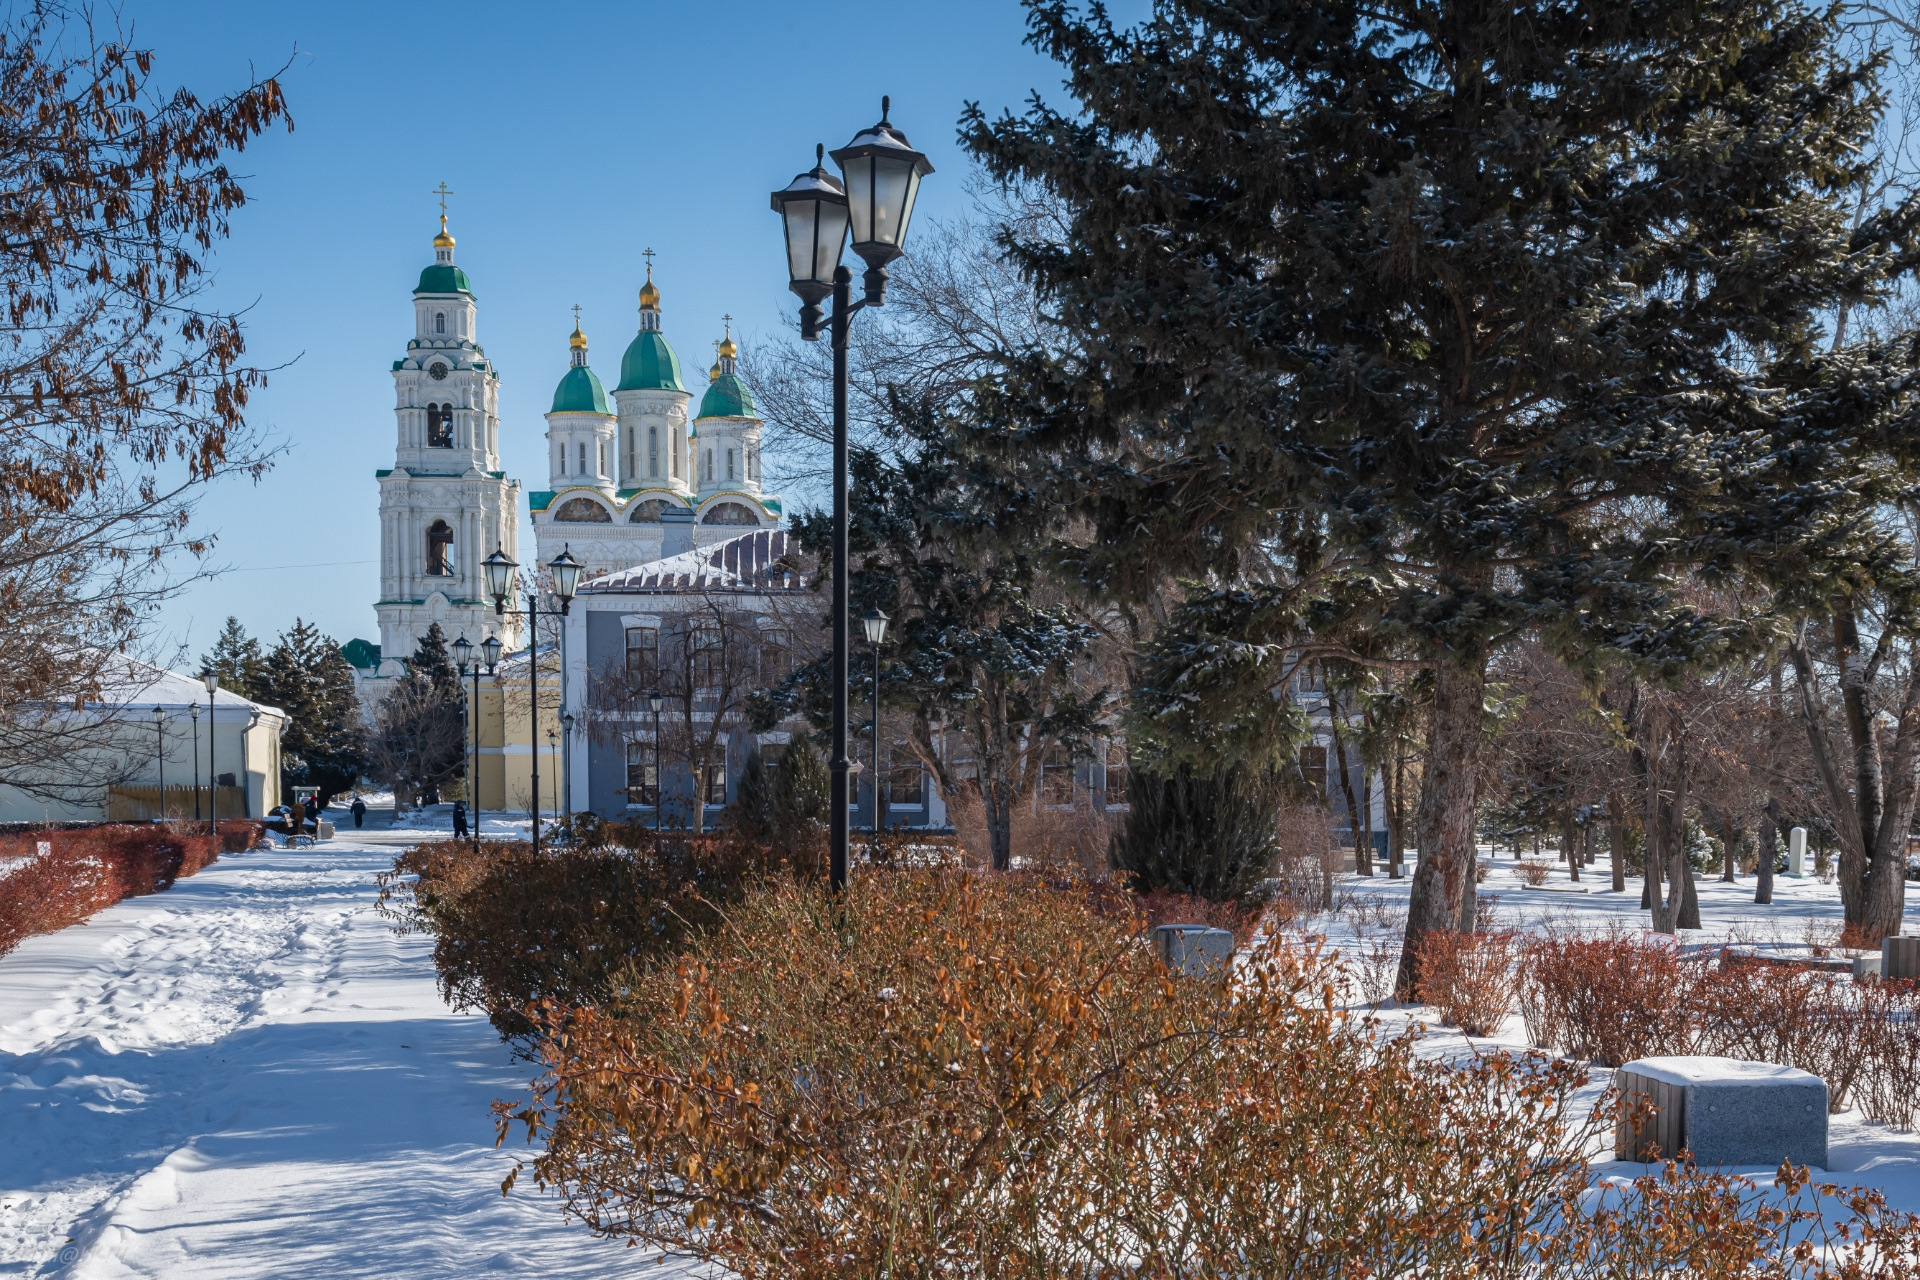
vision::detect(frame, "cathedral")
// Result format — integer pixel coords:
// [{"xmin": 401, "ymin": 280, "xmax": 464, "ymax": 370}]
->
[{"xmin": 354, "ymin": 209, "xmax": 780, "ymax": 685}]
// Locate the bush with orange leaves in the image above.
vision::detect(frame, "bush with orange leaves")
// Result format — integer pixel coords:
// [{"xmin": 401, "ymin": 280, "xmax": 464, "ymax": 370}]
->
[
  {"xmin": 1414, "ymin": 927, "xmax": 1521, "ymax": 1035},
  {"xmin": 491, "ymin": 870, "xmax": 1920, "ymax": 1278}
]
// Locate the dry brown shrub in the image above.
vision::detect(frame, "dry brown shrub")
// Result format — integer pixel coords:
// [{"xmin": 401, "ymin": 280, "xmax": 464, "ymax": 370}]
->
[
  {"xmin": 1516, "ymin": 861, "xmax": 1552, "ymax": 886},
  {"xmin": 1694, "ymin": 960, "xmax": 1880, "ymax": 1114},
  {"xmin": 1518, "ymin": 934, "xmax": 1697, "ymax": 1067},
  {"xmin": 494, "ymin": 871, "xmax": 1920, "ymax": 1278},
  {"xmin": 378, "ymin": 830, "xmax": 789, "ymax": 1038},
  {"xmin": 0, "ymin": 820, "xmax": 261, "ymax": 957},
  {"xmin": 1273, "ymin": 802, "xmax": 1337, "ymax": 912},
  {"xmin": 1857, "ymin": 978, "xmax": 1920, "ymax": 1130},
  {"xmin": 1130, "ymin": 886, "xmax": 1262, "ymax": 944},
  {"xmin": 946, "ymin": 786, "xmax": 1120, "ymax": 875},
  {"xmin": 1413, "ymin": 928, "xmax": 1520, "ymax": 1034}
]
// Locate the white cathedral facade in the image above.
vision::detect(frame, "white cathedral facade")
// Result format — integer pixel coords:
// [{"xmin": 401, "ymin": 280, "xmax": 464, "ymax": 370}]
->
[{"xmin": 353, "ymin": 214, "xmax": 779, "ymax": 686}]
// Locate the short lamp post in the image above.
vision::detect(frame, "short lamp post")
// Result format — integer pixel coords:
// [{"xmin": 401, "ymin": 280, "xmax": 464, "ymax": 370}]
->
[
  {"xmin": 863, "ymin": 609, "xmax": 888, "ymax": 861},
  {"xmin": 561, "ymin": 711, "xmax": 576, "ymax": 820},
  {"xmin": 483, "ymin": 545, "xmax": 583, "ymax": 856},
  {"xmin": 647, "ymin": 690, "xmax": 664, "ymax": 823},
  {"xmin": 151, "ymin": 705, "xmax": 166, "ymax": 821},
  {"xmin": 771, "ymin": 97, "xmax": 932, "ymax": 892},
  {"xmin": 204, "ymin": 675, "xmax": 218, "ymax": 835},
  {"xmin": 189, "ymin": 701, "xmax": 202, "ymax": 821}
]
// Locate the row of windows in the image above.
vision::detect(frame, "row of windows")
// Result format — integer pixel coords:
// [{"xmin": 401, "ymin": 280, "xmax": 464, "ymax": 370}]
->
[
  {"xmin": 557, "ymin": 440, "xmax": 607, "ymax": 478},
  {"xmin": 700, "ymin": 446, "xmax": 757, "ymax": 484},
  {"xmin": 621, "ymin": 741, "xmax": 927, "ymax": 810},
  {"xmin": 625, "ymin": 625, "xmax": 792, "ymax": 686},
  {"xmin": 549, "ymin": 496, "xmax": 762, "ymax": 526}
]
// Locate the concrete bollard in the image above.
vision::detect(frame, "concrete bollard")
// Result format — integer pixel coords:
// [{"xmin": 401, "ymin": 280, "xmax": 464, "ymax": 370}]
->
[
  {"xmin": 1787, "ymin": 826, "xmax": 1807, "ymax": 877},
  {"xmin": 1154, "ymin": 924, "xmax": 1235, "ymax": 977},
  {"xmin": 1616, "ymin": 1056, "xmax": 1827, "ymax": 1169},
  {"xmin": 1887, "ymin": 936, "xmax": 1920, "ymax": 981}
]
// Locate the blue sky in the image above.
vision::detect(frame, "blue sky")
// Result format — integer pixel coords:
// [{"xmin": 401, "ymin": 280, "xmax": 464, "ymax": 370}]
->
[{"xmin": 125, "ymin": 0, "xmax": 1131, "ymax": 666}]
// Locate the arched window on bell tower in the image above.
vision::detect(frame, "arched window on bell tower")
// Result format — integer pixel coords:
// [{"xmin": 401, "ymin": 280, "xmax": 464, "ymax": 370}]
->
[
  {"xmin": 435, "ymin": 312, "xmax": 446, "ymax": 334},
  {"xmin": 428, "ymin": 403, "xmax": 453, "ymax": 447},
  {"xmin": 426, "ymin": 520, "xmax": 454, "ymax": 576}
]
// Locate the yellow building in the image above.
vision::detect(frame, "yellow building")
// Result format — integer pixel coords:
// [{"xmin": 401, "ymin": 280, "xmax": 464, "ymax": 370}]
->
[{"xmin": 460, "ymin": 646, "xmax": 568, "ymax": 815}]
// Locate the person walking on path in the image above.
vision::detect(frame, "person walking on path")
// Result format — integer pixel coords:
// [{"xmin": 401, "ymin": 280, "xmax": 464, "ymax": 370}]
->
[
  {"xmin": 350, "ymin": 796, "xmax": 367, "ymax": 830},
  {"xmin": 452, "ymin": 799, "xmax": 468, "ymax": 840}
]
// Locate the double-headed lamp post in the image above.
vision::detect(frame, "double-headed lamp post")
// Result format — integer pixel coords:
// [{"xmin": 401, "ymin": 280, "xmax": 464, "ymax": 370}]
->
[
  {"xmin": 453, "ymin": 635, "xmax": 501, "ymax": 854},
  {"xmin": 863, "ymin": 609, "xmax": 889, "ymax": 860},
  {"xmin": 482, "ymin": 545, "xmax": 583, "ymax": 856},
  {"xmin": 771, "ymin": 97, "xmax": 932, "ymax": 892}
]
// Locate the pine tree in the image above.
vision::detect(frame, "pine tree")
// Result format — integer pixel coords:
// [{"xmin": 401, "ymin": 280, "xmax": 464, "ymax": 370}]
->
[
  {"xmin": 197, "ymin": 616, "xmax": 263, "ymax": 702},
  {"xmin": 1108, "ymin": 762, "xmax": 1282, "ymax": 903},
  {"xmin": 963, "ymin": 0, "xmax": 1917, "ymax": 988},
  {"xmin": 410, "ymin": 622, "xmax": 463, "ymax": 705},
  {"xmin": 258, "ymin": 619, "xmax": 368, "ymax": 804},
  {"xmin": 773, "ymin": 736, "xmax": 829, "ymax": 828},
  {"xmin": 729, "ymin": 748, "xmax": 775, "ymax": 842}
]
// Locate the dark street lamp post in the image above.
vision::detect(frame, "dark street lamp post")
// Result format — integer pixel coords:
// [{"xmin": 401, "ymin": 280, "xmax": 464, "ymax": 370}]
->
[
  {"xmin": 483, "ymin": 545, "xmax": 583, "ymax": 856},
  {"xmin": 863, "ymin": 609, "xmax": 888, "ymax": 861},
  {"xmin": 151, "ymin": 705, "xmax": 166, "ymax": 820},
  {"xmin": 771, "ymin": 98, "xmax": 932, "ymax": 892},
  {"xmin": 204, "ymin": 675, "xmax": 218, "ymax": 836},
  {"xmin": 647, "ymin": 690, "xmax": 664, "ymax": 824},
  {"xmin": 561, "ymin": 712, "xmax": 575, "ymax": 819},
  {"xmin": 189, "ymin": 702, "xmax": 202, "ymax": 821}
]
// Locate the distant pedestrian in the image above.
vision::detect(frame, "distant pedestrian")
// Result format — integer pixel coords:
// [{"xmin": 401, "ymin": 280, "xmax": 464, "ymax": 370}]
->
[
  {"xmin": 452, "ymin": 799, "xmax": 468, "ymax": 839},
  {"xmin": 350, "ymin": 796, "xmax": 367, "ymax": 830},
  {"xmin": 302, "ymin": 795, "xmax": 318, "ymax": 830}
]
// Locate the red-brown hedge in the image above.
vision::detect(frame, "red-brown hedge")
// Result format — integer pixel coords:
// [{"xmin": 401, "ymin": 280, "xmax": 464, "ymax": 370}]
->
[{"xmin": 0, "ymin": 820, "xmax": 263, "ymax": 957}]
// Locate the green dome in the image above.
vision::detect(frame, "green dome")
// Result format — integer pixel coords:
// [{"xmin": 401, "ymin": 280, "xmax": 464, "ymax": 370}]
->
[
  {"xmin": 698, "ymin": 373, "xmax": 756, "ymax": 419},
  {"xmin": 617, "ymin": 331, "xmax": 686, "ymax": 391},
  {"xmin": 414, "ymin": 263, "xmax": 474, "ymax": 296},
  {"xmin": 551, "ymin": 365, "xmax": 611, "ymax": 414}
]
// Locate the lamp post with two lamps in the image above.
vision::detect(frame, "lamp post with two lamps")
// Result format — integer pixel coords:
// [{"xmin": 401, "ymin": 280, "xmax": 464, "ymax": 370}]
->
[
  {"xmin": 770, "ymin": 98, "xmax": 932, "ymax": 891},
  {"xmin": 480, "ymin": 545, "xmax": 584, "ymax": 856},
  {"xmin": 452, "ymin": 634, "xmax": 503, "ymax": 855}
]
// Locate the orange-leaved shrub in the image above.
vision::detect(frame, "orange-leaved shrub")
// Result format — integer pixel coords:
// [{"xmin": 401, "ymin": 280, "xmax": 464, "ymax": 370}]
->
[
  {"xmin": 1413, "ymin": 927, "xmax": 1520, "ymax": 1034},
  {"xmin": 0, "ymin": 820, "xmax": 262, "ymax": 957},
  {"xmin": 1518, "ymin": 933, "xmax": 1693, "ymax": 1068},
  {"xmin": 379, "ymin": 830, "xmax": 792, "ymax": 1038},
  {"xmin": 495, "ymin": 870, "xmax": 1920, "ymax": 1278}
]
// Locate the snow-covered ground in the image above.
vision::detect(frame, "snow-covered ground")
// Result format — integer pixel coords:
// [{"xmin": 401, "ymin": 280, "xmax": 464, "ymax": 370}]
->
[
  {"xmin": 0, "ymin": 831, "xmax": 697, "ymax": 1278},
  {"xmin": 1304, "ymin": 854, "xmax": 1920, "ymax": 1211}
]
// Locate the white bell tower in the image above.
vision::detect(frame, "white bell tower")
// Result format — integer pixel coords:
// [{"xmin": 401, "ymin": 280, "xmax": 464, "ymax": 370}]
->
[{"xmin": 372, "ymin": 191, "xmax": 521, "ymax": 676}]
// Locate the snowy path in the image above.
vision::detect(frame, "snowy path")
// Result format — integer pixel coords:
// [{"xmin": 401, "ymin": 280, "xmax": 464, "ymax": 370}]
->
[{"xmin": 0, "ymin": 834, "xmax": 693, "ymax": 1279}]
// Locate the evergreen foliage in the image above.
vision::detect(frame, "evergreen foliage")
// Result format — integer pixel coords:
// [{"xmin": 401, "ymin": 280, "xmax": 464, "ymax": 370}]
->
[
  {"xmin": 729, "ymin": 748, "xmax": 775, "ymax": 841},
  {"xmin": 763, "ymin": 444, "xmax": 1106, "ymax": 870},
  {"xmin": 256, "ymin": 619, "xmax": 367, "ymax": 804},
  {"xmin": 772, "ymin": 737, "xmax": 829, "ymax": 829},
  {"xmin": 196, "ymin": 616, "xmax": 264, "ymax": 702},
  {"xmin": 961, "ymin": 0, "xmax": 1920, "ymax": 981},
  {"xmin": 1108, "ymin": 762, "xmax": 1282, "ymax": 903},
  {"xmin": 409, "ymin": 623, "xmax": 463, "ymax": 705}
]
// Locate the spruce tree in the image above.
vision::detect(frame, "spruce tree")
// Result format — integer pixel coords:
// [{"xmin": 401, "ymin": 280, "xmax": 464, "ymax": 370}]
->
[
  {"xmin": 258, "ymin": 619, "xmax": 368, "ymax": 804},
  {"xmin": 197, "ymin": 617, "xmax": 263, "ymax": 702},
  {"xmin": 1108, "ymin": 762, "xmax": 1282, "ymax": 903},
  {"xmin": 964, "ymin": 0, "xmax": 1916, "ymax": 989}
]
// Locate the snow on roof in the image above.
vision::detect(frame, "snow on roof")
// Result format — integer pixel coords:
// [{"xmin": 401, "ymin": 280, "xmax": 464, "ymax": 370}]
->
[
  {"xmin": 583, "ymin": 529, "xmax": 802, "ymax": 593},
  {"xmin": 88, "ymin": 656, "xmax": 287, "ymax": 723}
]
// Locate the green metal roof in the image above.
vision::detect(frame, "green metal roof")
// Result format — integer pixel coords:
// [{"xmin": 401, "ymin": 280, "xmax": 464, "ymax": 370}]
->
[
  {"xmin": 528, "ymin": 490, "xmax": 556, "ymax": 512},
  {"xmin": 340, "ymin": 638, "xmax": 382, "ymax": 670},
  {"xmin": 414, "ymin": 263, "xmax": 474, "ymax": 296},
  {"xmin": 697, "ymin": 372, "xmax": 757, "ymax": 419},
  {"xmin": 550, "ymin": 364, "xmax": 612, "ymax": 414},
  {"xmin": 617, "ymin": 330, "xmax": 686, "ymax": 391}
]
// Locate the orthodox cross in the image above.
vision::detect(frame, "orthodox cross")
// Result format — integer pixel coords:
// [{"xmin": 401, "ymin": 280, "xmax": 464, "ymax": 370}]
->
[
  {"xmin": 571, "ymin": 303, "xmax": 582, "ymax": 329},
  {"xmin": 432, "ymin": 181, "xmax": 453, "ymax": 218},
  {"xmin": 642, "ymin": 247, "xmax": 656, "ymax": 271}
]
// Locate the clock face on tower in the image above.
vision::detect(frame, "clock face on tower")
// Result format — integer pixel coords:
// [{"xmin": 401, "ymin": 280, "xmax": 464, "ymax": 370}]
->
[{"xmin": 428, "ymin": 361, "xmax": 449, "ymax": 380}]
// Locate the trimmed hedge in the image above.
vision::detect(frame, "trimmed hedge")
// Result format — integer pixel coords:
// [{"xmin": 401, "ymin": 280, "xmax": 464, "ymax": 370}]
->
[{"xmin": 0, "ymin": 820, "xmax": 265, "ymax": 957}]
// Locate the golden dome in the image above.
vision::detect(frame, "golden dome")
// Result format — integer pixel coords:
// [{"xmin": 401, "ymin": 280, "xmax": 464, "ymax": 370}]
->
[
  {"xmin": 433, "ymin": 214, "xmax": 455, "ymax": 249},
  {"xmin": 709, "ymin": 359, "xmax": 721, "ymax": 380},
  {"xmin": 569, "ymin": 323, "xmax": 588, "ymax": 350},
  {"xmin": 717, "ymin": 327, "xmax": 738, "ymax": 360},
  {"xmin": 638, "ymin": 265, "xmax": 660, "ymax": 310}
]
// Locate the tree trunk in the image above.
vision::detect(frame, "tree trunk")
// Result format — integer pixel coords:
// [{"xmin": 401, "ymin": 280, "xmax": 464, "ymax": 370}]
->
[
  {"xmin": 1331, "ymin": 705, "xmax": 1369, "ymax": 875},
  {"xmin": 1385, "ymin": 747, "xmax": 1407, "ymax": 879},
  {"xmin": 1631, "ymin": 686, "xmax": 1693, "ymax": 935},
  {"xmin": 1607, "ymin": 792, "xmax": 1627, "ymax": 893},
  {"xmin": 1721, "ymin": 817, "xmax": 1741, "ymax": 884},
  {"xmin": 1561, "ymin": 806, "xmax": 1581, "ymax": 883},
  {"xmin": 1394, "ymin": 652, "xmax": 1487, "ymax": 997},
  {"xmin": 1359, "ymin": 765, "xmax": 1376, "ymax": 877},
  {"xmin": 1756, "ymin": 798, "xmax": 1778, "ymax": 905}
]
